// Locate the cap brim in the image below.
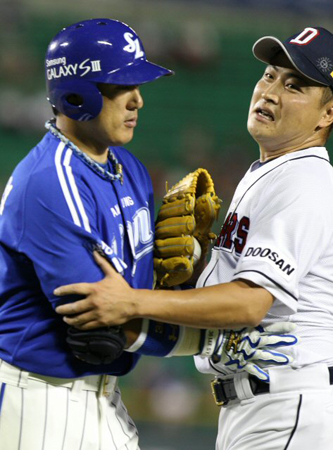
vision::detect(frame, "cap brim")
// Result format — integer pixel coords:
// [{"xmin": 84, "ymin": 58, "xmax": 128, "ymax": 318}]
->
[
  {"xmin": 101, "ymin": 59, "xmax": 174, "ymax": 85},
  {"xmin": 252, "ymin": 36, "xmax": 328, "ymax": 86}
]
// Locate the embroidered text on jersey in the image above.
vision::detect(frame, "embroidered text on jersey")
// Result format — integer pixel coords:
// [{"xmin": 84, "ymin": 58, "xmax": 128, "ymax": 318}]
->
[
  {"xmin": 244, "ymin": 246, "xmax": 295, "ymax": 276},
  {"xmin": 121, "ymin": 196, "xmax": 134, "ymax": 208},
  {"xmin": 100, "ymin": 240, "xmax": 128, "ymax": 273},
  {"xmin": 126, "ymin": 206, "xmax": 154, "ymax": 276},
  {"xmin": 111, "ymin": 197, "xmax": 135, "ymax": 217},
  {"xmin": 215, "ymin": 212, "xmax": 250, "ymax": 255}
]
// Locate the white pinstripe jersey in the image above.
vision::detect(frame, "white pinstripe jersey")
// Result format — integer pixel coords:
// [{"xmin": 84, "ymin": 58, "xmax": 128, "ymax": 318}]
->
[
  {"xmin": 0, "ymin": 131, "xmax": 155, "ymax": 378},
  {"xmin": 195, "ymin": 146, "xmax": 333, "ymax": 374}
]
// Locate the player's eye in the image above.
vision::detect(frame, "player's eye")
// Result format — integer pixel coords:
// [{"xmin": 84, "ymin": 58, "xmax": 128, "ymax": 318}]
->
[
  {"xmin": 286, "ymin": 82, "xmax": 300, "ymax": 91},
  {"xmin": 263, "ymin": 72, "xmax": 274, "ymax": 80}
]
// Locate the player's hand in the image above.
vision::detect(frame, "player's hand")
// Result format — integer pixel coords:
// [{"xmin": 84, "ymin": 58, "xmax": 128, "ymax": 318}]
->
[
  {"xmin": 212, "ymin": 322, "xmax": 298, "ymax": 382},
  {"xmin": 54, "ymin": 252, "xmax": 138, "ymax": 330}
]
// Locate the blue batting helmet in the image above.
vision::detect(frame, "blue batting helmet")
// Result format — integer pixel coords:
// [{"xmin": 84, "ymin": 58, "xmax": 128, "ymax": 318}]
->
[{"xmin": 45, "ymin": 18, "xmax": 174, "ymax": 121}]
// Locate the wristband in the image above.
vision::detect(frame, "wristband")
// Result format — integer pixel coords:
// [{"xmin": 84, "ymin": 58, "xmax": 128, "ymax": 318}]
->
[
  {"xmin": 126, "ymin": 319, "xmax": 181, "ymax": 357},
  {"xmin": 199, "ymin": 329, "xmax": 224, "ymax": 357},
  {"xmin": 126, "ymin": 319, "xmax": 202, "ymax": 357}
]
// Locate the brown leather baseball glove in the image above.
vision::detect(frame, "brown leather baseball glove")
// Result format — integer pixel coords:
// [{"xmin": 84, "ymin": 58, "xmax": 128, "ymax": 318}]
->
[{"xmin": 154, "ymin": 168, "xmax": 221, "ymax": 287}]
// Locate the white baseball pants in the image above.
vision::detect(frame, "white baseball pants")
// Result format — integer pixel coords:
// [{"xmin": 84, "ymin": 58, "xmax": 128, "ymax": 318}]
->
[
  {"xmin": 0, "ymin": 360, "xmax": 140, "ymax": 450},
  {"xmin": 216, "ymin": 364, "xmax": 333, "ymax": 450}
]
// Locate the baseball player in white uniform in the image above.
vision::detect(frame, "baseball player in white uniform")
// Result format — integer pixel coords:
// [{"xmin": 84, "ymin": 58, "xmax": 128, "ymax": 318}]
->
[{"xmin": 55, "ymin": 26, "xmax": 333, "ymax": 449}]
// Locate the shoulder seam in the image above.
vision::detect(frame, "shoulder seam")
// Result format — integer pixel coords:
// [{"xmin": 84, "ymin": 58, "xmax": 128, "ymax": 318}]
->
[{"xmin": 234, "ymin": 155, "xmax": 330, "ymax": 213}]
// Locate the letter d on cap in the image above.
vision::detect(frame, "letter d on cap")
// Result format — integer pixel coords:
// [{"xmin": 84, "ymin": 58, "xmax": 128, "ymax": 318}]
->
[{"xmin": 290, "ymin": 27, "xmax": 319, "ymax": 45}]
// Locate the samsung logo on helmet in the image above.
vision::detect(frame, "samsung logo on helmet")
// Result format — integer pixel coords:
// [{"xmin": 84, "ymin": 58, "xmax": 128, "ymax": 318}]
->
[
  {"xmin": 46, "ymin": 58, "xmax": 102, "ymax": 80},
  {"xmin": 46, "ymin": 57, "xmax": 67, "ymax": 67}
]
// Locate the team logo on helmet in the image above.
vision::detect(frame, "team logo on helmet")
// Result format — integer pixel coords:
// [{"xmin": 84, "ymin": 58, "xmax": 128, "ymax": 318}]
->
[
  {"xmin": 123, "ymin": 33, "xmax": 144, "ymax": 59},
  {"xmin": 316, "ymin": 56, "xmax": 333, "ymax": 73}
]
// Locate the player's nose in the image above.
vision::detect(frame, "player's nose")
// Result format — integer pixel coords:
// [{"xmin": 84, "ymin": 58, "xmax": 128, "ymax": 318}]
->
[
  {"xmin": 261, "ymin": 83, "xmax": 279, "ymax": 104},
  {"xmin": 130, "ymin": 87, "xmax": 144, "ymax": 110}
]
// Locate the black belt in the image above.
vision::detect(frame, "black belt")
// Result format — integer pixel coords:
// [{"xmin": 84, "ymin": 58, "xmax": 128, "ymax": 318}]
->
[{"xmin": 211, "ymin": 366, "xmax": 333, "ymax": 407}]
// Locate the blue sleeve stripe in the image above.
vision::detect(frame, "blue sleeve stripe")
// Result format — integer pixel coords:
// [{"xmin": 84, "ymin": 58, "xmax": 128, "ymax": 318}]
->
[
  {"xmin": 54, "ymin": 143, "xmax": 91, "ymax": 233},
  {"xmin": 0, "ymin": 383, "xmax": 6, "ymax": 413},
  {"xmin": 55, "ymin": 143, "xmax": 82, "ymax": 227},
  {"xmin": 63, "ymin": 149, "xmax": 91, "ymax": 233}
]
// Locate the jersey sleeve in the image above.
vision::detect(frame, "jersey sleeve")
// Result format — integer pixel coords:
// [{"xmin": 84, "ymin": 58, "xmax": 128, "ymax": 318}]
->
[
  {"xmin": 16, "ymin": 167, "xmax": 120, "ymax": 309},
  {"xmin": 232, "ymin": 161, "xmax": 333, "ymax": 315}
]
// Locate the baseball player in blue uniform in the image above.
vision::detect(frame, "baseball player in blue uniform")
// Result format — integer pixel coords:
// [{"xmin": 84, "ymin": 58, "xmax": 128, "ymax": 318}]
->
[
  {"xmin": 55, "ymin": 26, "xmax": 333, "ymax": 449},
  {"xmin": 0, "ymin": 18, "xmax": 175, "ymax": 450},
  {"xmin": 0, "ymin": 18, "xmax": 299, "ymax": 450}
]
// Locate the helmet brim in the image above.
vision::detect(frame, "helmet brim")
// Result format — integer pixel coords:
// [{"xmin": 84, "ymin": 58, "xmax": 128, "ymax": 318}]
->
[{"xmin": 99, "ymin": 59, "xmax": 174, "ymax": 85}]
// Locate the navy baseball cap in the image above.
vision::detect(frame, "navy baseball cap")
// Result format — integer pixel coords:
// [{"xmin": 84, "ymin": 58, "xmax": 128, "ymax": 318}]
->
[{"xmin": 253, "ymin": 26, "xmax": 333, "ymax": 88}]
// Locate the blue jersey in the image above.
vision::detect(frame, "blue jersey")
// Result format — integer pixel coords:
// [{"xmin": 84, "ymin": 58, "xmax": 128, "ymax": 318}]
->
[{"xmin": 0, "ymin": 132, "xmax": 155, "ymax": 378}]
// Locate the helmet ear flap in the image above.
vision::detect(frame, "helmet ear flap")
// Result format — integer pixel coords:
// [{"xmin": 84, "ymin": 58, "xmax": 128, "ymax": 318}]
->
[{"xmin": 48, "ymin": 80, "xmax": 103, "ymax": 121}]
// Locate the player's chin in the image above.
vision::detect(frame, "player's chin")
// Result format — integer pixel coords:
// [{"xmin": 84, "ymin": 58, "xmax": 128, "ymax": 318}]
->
[
  {"xmin": 111, "ymin": 130, "xmax": 135, "ymax": 146},
  {"xmin": 247, "ymin": 121, "xmax": 275, "ymax": 140},
  {"xmin": 247, "ymin": 117, "xmax": 258, "ymax": 136}
]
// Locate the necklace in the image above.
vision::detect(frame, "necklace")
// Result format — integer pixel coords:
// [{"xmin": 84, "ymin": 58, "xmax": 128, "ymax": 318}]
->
[{"xmin": 45, "ymin": 120, "xmax": 123, "ymax": 184}]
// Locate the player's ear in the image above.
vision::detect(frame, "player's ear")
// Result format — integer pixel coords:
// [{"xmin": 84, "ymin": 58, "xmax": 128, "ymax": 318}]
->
[
  {"xmin": 326, "ymin": 104, "xmax": 333, "ymax": 126},
  {"xmin": 317, "ymin": 102, "xmax": 333, "ymax": 131}
]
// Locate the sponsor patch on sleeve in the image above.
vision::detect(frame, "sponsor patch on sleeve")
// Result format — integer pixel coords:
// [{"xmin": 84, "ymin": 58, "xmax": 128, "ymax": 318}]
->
[{"xmin": 243, "ymin": 246, "xmax": 296, "ymax": 278}]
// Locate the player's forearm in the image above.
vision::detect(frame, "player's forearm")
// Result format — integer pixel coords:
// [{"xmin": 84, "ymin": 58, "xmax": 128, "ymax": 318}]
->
[
  {"xmin": 54, "ymin": 255, "xmax": 273, "ymax": 330},
  {"xmin": 133, "ymin": 280, "xmax": 273, "ymax": 329}
]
